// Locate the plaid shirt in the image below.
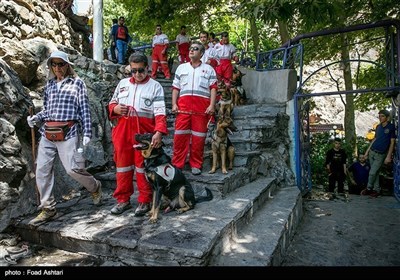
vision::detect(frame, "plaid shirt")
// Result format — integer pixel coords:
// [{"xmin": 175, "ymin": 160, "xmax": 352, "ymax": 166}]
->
[{"xmin": 36, "ymin": 77, "xmax": 92, "ymax": 140}]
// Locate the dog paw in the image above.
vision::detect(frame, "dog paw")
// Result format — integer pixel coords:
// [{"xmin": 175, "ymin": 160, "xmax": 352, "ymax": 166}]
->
[
  {"xmin": 222, "ymin": 170, "xmax": 228, "ymax": 174},
  {"xmin": 209, "ymin": 170, "xmax": 216, "ymax": 174}
]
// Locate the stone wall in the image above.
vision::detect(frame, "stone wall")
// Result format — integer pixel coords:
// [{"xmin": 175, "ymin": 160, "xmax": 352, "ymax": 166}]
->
[{"xmin": 0, "ymin": 0, "xmax": 129, "ymax": 231}]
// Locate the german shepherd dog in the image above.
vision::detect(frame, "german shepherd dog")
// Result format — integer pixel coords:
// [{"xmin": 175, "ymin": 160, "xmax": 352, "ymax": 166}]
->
[
  {"xmin": 134, "ymin": 133, "xmax": 213, "ymax": 223},
  {"xmin": 209, "ymin": 116, "xmax": 236, "ymax": 174},
  {"xmin": 216, "ymin": 81, "xmax": 234, "ymax": 118},
  {"xmin": 230, "ymin": 67, "xmax": 247, "ymax": 106}
]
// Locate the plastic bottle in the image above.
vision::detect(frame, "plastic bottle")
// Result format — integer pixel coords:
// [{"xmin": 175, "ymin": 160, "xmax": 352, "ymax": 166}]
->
[{"xmin": 74, "ymin": 147, "xmax": 86, "ymax": 170}]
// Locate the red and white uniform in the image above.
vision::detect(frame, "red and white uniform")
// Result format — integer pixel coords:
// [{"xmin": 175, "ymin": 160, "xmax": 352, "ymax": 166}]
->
[
  {"xmin": 172, "ymin": 62, "xmax": 218, "ymax": 169},
  {"xmin": 176, "ymin": 33, "xmax": 190, "ymax": 64},
  {"xmin": 152, "ymin": 33, "xmax": 171, "ymax": 79},
  {"xmin": 201, "ymin": 46, "xmax": 219, "ymax": 69},
  {"xmin": 108, "ymin": 76, "xmax": 168, "ymax": 204},
  {"xmin": 213, "ymin": 42, "xmax": 237, "ymax": 87}
]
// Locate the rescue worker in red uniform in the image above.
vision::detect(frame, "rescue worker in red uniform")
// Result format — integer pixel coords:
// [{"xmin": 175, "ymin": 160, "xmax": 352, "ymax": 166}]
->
[
  {"xmin": 176, "ymin": 25, "xmax": 190, "ymax": 64},
  {"xmin": 108, "ymin": 52, "xmax": 168, "ymax": 216},
  {"xmin": 151, "ymin": 24, "xmax": 171, "ymax": 79},
  {"xmin": 214, "ymin": 31, "xmax": 239, "ymax": 88},
  {"xmin": 171, "ymin": 41, "xmax": 218, "ymax": 175}
]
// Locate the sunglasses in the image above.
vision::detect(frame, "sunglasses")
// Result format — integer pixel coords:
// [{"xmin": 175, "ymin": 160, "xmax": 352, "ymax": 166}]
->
[
  {"xmin": 131, "ymin": 68, "xmax": 146, "ymax": 74},
  {"xmin": 189, "ymin": 47, "xmax": 200, "ymax": 51},
  {"xmin": 51, "ymin": 62, "xmax": 67, "ymax": 67}
]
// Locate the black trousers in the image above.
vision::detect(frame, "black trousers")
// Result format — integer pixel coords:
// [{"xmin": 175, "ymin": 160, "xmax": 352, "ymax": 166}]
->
[{"xmin": 328, "ymin": 172, "xmax": 345, "ymax": 193}]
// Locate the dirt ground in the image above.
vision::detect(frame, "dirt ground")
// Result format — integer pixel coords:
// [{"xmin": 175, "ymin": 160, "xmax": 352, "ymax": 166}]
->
[{"xmin": 281, "ymin": 190, "xmax": 400, "ymax": 266}]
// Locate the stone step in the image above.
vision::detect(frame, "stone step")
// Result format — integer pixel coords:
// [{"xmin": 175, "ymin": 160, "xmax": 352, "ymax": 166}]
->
[
  {"xmin": 209, "ymin": 186, "xmax": 302, "ymax": 266},
  {"xmin": 13, "ymin": 177, "xmax": 280, "ymax": 266}
]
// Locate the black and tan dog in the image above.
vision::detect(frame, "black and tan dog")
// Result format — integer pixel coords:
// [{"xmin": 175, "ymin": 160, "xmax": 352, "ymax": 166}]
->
[
  {"xmin": 209, "ymin": 116, "xmax": 236, "ymax": 174},
  {"xmin": 216, "ymin": 81, "xmax": 234, "ymax": 118},
  {"xmin": 134, "ymin": 133, "xmax": 213, "ymax": 223},
  {"xmin": 230, "ymin": 67, "xmax": 247, "ymax": 106}
]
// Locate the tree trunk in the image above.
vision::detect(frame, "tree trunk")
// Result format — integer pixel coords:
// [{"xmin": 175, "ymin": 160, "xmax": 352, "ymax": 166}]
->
[
  {"xmin": 277, "ymin": 20, "xmax": 290, "ymax": 45},
  {"xmin": 340, "ymin": 33, "xmax": 357, "ymax": 158},
  {"xmin": 249, "ymin": 15, "xmax": 260, "ymax": 52}
]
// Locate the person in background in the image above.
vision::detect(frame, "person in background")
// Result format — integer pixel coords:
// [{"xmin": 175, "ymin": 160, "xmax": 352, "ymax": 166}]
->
[
  {"xmin": 27, "ymin": 50, "xmax": 102, "ymax": 226},
  {"xmin": 209, "ymin": 32, "xmax": 217, "ymax": 48},
  {"xmin": 109, "ymin": 18, "xmax": 118, "ymax": 63},
  {"xmin": 171, "ymin": 41, "xmax": 217, "ymax": 175},
  {"xmin": 199, "ymin": 30, "xmax": 219, "ymax": 69},
  {"xmin": 151, "ymin": 24, "xmax": 171, "ymax": 79},
  {"xmin": 325, "ymin": 137, "xmax": 348, "ymax": 196},
  {"xmin": 111, "ymin": 16, "xmax": 131, "ymax": 64},
  {"xmin": 176, "ymin": 25, "xmax": 190, "ymax": 64},
  {"xmin": 362, "ymin": 109, "xmax": 396, "ymax": 197},
  {"xmin": 213, "ymin": 31, "xmax": 239, "ymax": 88},
  {"xmin": 348, "ymin": 154, "xmax": 370, "ymax": 195},
  {"xmin": 108, "ymin": 52, "xmax": 168, "ymax": 216}
]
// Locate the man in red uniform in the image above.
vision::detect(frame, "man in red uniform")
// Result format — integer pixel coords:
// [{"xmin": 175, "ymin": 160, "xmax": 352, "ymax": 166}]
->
[
  {"xmin": 171, "ymin": 41, "xmax": 218, "ymax": 175},
  {"xmin": 151, "ymin": 24, "xmax": 171, "ymax": 79},
  {"xmin": 176, "ymin": 25, "xmax": 190, "ymax": 64},
  {"xmin": 214, "ymin": 31, "xmax": 239, "ymax": 88},
  {"xmin": 108, "ymin": 52, "xmax": 168, "ymax": 216}
]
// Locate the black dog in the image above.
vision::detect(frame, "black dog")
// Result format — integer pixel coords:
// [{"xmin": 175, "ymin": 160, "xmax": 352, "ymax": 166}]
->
[{"xmin": 134, "ymin": 133, "xmax": 213, "ymax": 223}]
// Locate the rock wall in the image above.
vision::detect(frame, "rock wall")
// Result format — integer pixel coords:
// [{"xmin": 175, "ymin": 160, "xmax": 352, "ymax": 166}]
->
[{"xmin": 0, "ymin": 0, "xmax": 128, "ymax": 231}]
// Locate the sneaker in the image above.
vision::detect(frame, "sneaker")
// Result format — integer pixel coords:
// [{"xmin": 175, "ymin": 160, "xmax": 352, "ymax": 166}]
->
[
  {"xmin": 110, "ymin": 202, "xmax": 132, "ymax": 215},
  {"xmin": 369, "ymin": 190, "xmax": 381, "ymax": 198},
  {"xmin": 134, "ymin": 203, "xmax": 151, "ymax": 217},
  {"xmin": 191, "ymin": 167, "xmax": 201, "ymax": 175},
  {"xmin": 91, "ymin": 181, "xmax": 102, "ymax": 206},
  {"xmin": 360, "ymin": 188, "xmax": 373, "ymax": 196},
  {"xmin": 28, "ymin": 208, "xmax": 57, "ymax": 226}
]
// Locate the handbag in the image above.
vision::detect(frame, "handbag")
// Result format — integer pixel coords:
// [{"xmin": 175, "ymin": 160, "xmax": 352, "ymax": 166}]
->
[{"xmin": 44, "ymin": 121, "xmax": 74, "ymax": 141}]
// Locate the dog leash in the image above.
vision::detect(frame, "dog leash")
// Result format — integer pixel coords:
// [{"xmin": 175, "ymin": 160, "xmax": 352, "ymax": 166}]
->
[
  {"xmin": 175, "ymin": 110, "xmax": 208, "ymax": 116},
  {"xmin": 124, "ymin": 106, "xmax": 142, "ymax": 134}
]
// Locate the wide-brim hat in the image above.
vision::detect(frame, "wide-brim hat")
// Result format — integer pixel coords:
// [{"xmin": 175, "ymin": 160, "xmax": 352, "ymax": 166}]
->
[
  {"xmin": 46, "ymin": 50, "xmax": 77, "ymax": 79},
  {"xmin": 47, "ymin": 50, "xmax": 74, "ymax": 67}
]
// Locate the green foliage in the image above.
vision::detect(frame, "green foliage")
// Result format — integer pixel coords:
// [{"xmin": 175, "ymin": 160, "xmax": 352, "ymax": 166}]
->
[{"xmin": 310, "ymin": 133, "xmax": 331, "ymax": 186}]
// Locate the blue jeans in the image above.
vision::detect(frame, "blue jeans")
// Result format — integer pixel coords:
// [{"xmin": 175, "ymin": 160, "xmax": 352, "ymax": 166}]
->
[{"xmin": 116, "ymin": 40, "xmax": 127, "ymax": 64}]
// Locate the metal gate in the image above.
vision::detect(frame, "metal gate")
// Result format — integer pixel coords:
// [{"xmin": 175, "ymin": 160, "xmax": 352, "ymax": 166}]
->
[{"xmin": 289, "ymin": 20, "xmax": 400, "ymax": 201}]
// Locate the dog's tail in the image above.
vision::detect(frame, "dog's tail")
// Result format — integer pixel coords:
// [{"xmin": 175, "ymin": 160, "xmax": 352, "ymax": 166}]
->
[{"xmin": 195, "ymin": 187, "xmax": 213, "ymax": 203}]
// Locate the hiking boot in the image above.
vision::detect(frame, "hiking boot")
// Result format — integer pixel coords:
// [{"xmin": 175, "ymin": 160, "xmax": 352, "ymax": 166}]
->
[
  {"xmin": 110, "ymin": 202, "xmax": 132, "ymax": 215},
  {"xmin": 191, "ymin": 167, "xmax": 201, "ymax": 175},
  {"xmin": 134, "ymin": 203, "xmax": 151, "ymax": 217},
  {"xmin": 360, "ymin": 188, "xmax": 373, "ymax": 196},
  {"xmin": 91, "ymin": 180, "xmax": 102, "ymax": 206},
  {"xmin": 28, "ymin": 208, "xmax": 57, "ymax": 226}
]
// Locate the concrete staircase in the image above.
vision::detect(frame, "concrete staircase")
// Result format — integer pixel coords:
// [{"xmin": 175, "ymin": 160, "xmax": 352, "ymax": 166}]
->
[{"xmin": 12, "ymin": 78, "xmax": 303, "ymax": 266}]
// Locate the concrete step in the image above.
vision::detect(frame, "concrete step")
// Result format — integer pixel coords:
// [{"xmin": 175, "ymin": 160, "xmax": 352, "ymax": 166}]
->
[
  {"xmin": 95, "ymin": 166, "xmax": 256, "ymax": 200},
  {"xmin": 13, "ymin": 176, "xmax": 280, "ymax": 266},
  {"xmin": 209, "ymin": 186, "xmax": 302, "ymax": 266}
]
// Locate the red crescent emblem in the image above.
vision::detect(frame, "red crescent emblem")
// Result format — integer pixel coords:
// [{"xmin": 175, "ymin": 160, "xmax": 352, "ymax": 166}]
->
[{"xmin": 164, "ymin": 165, "xmax": 171, "ymax": 176}]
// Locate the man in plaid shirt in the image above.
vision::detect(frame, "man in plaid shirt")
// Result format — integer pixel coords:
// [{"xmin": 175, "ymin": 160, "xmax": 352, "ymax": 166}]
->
[{"xmin": 27, "ymin": 50, "xmax": 102, "ymax": 226}]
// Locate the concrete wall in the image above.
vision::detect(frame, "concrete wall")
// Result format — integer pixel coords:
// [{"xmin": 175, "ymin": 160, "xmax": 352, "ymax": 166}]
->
[
  {"xmin": 238, "ymin": 67, "xmax": 297, "ymax": 104},
  {"xmin": 237, "ymin": 66, "xmax": 298, "ymax": 183}
]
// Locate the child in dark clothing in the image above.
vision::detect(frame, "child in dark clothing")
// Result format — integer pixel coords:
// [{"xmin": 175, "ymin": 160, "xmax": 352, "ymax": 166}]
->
[
  {"xmin": 325, "ymin": 138, "xmax": 348, "ymax": 194},
  {"xmin": 348, "ymin": 154, "xmax": 370, "ymax": 194}
]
